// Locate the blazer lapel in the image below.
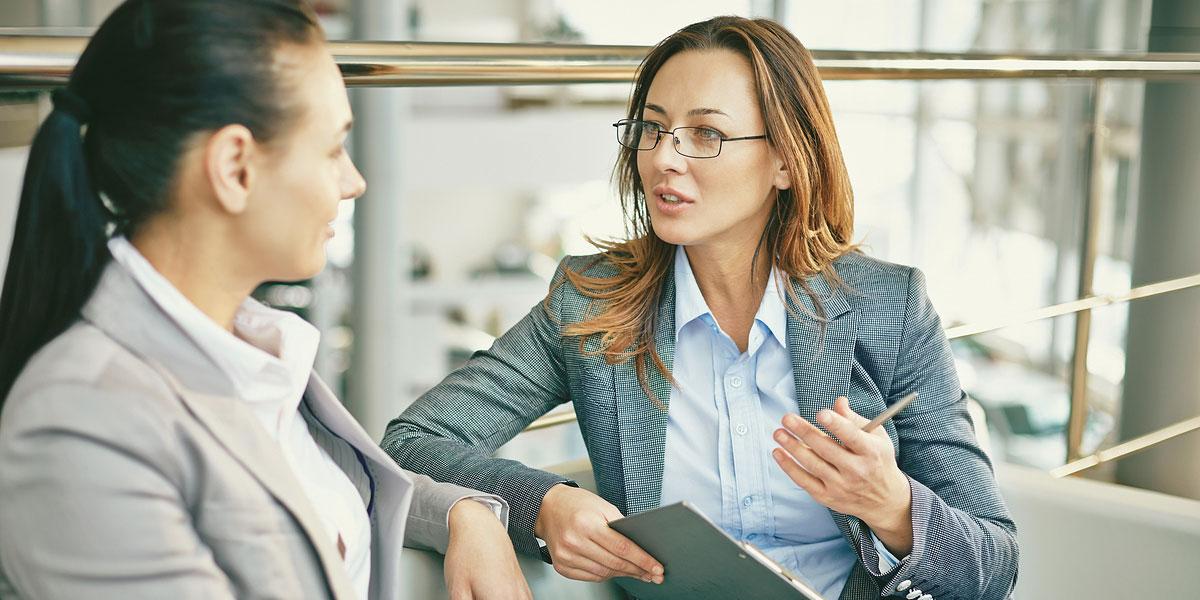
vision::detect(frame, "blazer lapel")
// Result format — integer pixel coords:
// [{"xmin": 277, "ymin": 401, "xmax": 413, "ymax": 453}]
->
[
  {"xmin": 304, "ymin": 374, "xmax": 414, "ymax": 488},
  {"xmin": 614, "ymin": 272, "xmax": 676, "ymax": 515},
  {"xmin": 303, "ymin": 374, "xmax": 413, "ymax": 600},
  {"xmin": 785, "ymin": 272, "xmax": 863, "ymax": 543},
  {"xmin": 786, "ymin": 273, "xmax": 858, "ymax": 427},
  {"xmin": 151, "ymin": 365, "xmax": 359, "ymax": 600}
]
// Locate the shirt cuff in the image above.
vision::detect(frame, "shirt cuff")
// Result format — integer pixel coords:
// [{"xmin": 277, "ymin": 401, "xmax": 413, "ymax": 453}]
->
[
  {"xmin": 870, "ymin": 531, "xmax": 908, "ymax": 573},
  {"xmin": 448, "ymin": 494, "xmax": 510, "ymax": 529}
]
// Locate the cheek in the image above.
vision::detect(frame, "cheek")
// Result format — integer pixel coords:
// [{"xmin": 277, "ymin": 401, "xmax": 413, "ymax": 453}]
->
[{"xmin": 635, "ymin": 155, "xmax": 653, "ymax": 189}]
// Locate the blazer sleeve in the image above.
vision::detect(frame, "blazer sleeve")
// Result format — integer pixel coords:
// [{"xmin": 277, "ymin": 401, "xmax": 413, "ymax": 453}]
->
[
  {"xmin": 0, "ymin": 383, "xmax": 235, "ymax": 599},
  {"xmin": 853, "ymin": 267, "xmax": 1019, "ymax": 600},
  {"xmin": 401, "ymin": 470, "xmax": 510, "ymax": 554},
  {"xmin": 382, "ymin": 258, "xmax": 577, "ymax": 557}
]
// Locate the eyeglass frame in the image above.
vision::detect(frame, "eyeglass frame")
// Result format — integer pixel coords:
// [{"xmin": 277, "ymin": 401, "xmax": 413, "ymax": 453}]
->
[{"xmin": 612, "ymin": 118, "xmax": 767, "ymax": 159}]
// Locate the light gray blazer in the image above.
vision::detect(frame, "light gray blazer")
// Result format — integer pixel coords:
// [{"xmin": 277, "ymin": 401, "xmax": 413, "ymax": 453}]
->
[{"xmin": 0, "ymin": 262, "xmax": 502, "ymax": 599}]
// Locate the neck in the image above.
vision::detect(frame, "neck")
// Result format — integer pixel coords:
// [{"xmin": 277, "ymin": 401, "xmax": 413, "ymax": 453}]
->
[
  {"xmin": 683, "ymin": 238, "xmax": 772, "ymax": 309},
  {"xmin": 129, "ymin": 216, "xmax": 255, "ymax": 333}
]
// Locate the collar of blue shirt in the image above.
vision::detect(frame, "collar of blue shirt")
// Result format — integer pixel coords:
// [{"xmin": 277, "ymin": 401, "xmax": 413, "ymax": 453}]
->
[{"xmin": 672, "ymin": 244, "xmax": 788, "ymax": 347}]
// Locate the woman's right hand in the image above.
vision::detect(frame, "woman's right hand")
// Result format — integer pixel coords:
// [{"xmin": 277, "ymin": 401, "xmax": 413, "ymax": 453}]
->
[{"xmin": 533, "ymin": 484, "xmax": 664, "ymax": 584}]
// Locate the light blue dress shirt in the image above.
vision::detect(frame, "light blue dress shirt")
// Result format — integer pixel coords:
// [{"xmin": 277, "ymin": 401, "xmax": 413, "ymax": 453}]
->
[{"xmin": 660, "ymin": 246, "xmax": 900, "ymax": 600}]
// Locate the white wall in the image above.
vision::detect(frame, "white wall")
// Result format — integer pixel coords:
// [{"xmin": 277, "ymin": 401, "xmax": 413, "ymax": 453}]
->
[{"xmin": 0, "ymin": 147, "xmax": 30, "ymax": 287}]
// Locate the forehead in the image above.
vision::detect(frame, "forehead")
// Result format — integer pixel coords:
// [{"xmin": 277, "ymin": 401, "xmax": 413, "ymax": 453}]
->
[
  {"xmin": 644, "ymin": 49, "xmax": 760, "ymax": 120},
  {"xmin": 278, "ymin": 44, "xmax": 352, "ymax": 133}
]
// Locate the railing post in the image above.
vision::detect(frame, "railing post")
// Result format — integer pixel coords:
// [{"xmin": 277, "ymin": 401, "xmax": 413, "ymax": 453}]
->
[
  {"xmin": 347, "ymin": 0, "xmax": 412, "ymax": 438},
  {"xmin": 1066, "ymin": 80, "xmax": 1106, "ymax": 464}
]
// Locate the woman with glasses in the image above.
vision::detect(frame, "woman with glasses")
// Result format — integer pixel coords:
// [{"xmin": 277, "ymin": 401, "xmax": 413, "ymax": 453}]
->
[
  {"xmin": 0, "ymin": 1, "xmax": 532, "ymax": 598},
  {"xmin": 385, "ymin": 16, "xmax": 1018, "ymax": 600}
]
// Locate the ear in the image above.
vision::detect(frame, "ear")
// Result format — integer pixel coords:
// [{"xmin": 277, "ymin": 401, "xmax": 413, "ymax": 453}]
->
[
  {"xmin": 204, "ymin": 124, "xmax": 258, "ymax": 215},
  {"xmin": 771, "ymin": 150, "xmax": 792, "ymax": 191}
]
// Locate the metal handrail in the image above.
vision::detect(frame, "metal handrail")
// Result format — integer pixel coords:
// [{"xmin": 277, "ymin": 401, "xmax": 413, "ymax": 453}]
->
[
  {"xmin": 3, "ymin": 35, "xmax": 1200, "ymax": 89},
  {"xmin": 1051, "ymin": 415, "xmax": 1200, "ymax": 478}
]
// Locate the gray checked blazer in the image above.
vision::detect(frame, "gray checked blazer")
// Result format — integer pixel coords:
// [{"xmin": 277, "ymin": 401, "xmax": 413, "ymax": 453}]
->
[
  {"xmin": 384, "ymin": 251, "xmax": 1019, "ymax": 600},
  {"xmin": 0, "ymin": 262, "xmax": 504, "ymax": 600}
]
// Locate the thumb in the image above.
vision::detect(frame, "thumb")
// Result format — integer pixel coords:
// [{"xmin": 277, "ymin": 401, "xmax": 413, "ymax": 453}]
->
[{"xmin": 834, "ymin": 396, "xmax": 869, "ymax": 427}]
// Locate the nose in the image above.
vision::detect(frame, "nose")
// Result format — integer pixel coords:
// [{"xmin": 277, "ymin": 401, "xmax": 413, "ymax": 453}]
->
[
  {"xmin": 340, "ymin": 152, "xmax": 367, "ymax": 201},
  {"xmin": 648, "ymin": 131, "xmax": 687, "ymax": 175}
]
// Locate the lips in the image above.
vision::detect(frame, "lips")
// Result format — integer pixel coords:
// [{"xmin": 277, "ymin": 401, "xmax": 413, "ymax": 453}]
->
[
  {"xmin": 650, "ymin": 184, "xmax": 695, "ymax": 217},
  {"xmin": 652, "ymin": 184, "xmax": 696, "ymax": 205}
]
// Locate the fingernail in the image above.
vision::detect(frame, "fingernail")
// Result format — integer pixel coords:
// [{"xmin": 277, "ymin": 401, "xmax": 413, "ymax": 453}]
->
[
  {"xmin": 773, "ymin": 430, "xmax": 787, "ymax": 443},
  {"xmin": 655, "ymin": 576, "xmax": 664, "ymax": 584},
  {"xmin": 783, "ymin": 414, "xmax": 800, "ymax": 427},
  {"xmin": 653, "ymin": 565, "xmax": 663, "ymax": 575},
  {"xmin": 816, "ymin": 410, "xmax": 832, "ymax": 425}
]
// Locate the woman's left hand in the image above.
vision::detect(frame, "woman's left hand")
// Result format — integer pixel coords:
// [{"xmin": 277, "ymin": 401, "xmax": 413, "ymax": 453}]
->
[
  {"xmin": 444, "ymin": 499, "xmax": 533, "ymax": 600},
  {"xmin": 771, "ymin": 396, "xmax": 914, "ymax": 556}
]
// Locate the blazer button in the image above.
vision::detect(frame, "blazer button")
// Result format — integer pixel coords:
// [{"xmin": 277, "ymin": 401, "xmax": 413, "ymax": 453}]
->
[
  {"xmin": 919, "ymin": 595, "xmax": 932, "ymax": 600},
  {"xmin": 897, "ymin": 580, "xmax": 912, "ymax": 591},
  {"xmin": 905, "ymin": 590, "xmax": 922, "ymax": 600}
]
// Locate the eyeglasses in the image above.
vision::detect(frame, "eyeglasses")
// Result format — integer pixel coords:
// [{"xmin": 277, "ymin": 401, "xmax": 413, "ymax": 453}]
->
[{"xmin": 613, "ymin": 118, "xmax": 766, "ymax": 159}]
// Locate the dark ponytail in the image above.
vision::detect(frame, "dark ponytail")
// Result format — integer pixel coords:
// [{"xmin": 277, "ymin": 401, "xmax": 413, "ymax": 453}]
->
[
  {"xmin": 0, "ymin": 0, "xmax": 321, "ymax": 403},
  {"xmin": 0, "ymin": 91, "xmax": 110, "ymax": 403}
]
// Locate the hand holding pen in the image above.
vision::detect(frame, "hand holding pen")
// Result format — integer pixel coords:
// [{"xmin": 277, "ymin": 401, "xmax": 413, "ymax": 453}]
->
[{"xmin": 771, "ymin": 393, "xmax": 918, "ymax": 556}]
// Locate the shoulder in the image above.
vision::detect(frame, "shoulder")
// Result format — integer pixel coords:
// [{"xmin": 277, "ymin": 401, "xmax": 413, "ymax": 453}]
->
[
  {"xmin": 830, "ymin": 251, "xmax": 925, "ymax": 314},
  {"xmin": 547, "ymin": 252, "xmax": 620, "ymax": 309},
  {"xmin": 831, "ymin": 251, "xmax": 919, "ymax": 295},
  {"xmin": 555, "ymin": 252, "xmax": 619, "ymax": 281},
  {"xmin": 2, "ymin": 322, "xmax": 180, "ymax": 446}
]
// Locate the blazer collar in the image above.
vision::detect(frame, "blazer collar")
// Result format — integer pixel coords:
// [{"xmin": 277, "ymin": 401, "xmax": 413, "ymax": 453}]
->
[{"xmin": 81, "ymin": 262, "xmax": 237, "ymax": 397}]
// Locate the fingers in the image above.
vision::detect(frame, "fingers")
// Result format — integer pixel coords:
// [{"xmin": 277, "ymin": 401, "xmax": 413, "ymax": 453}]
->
[
  {"xmin": 595, "ymin": 526, "xmax": 664, "ymax": 579},
  {"xmin": 772, "ymin": 427, "xmax": 838, "ymax": 484},
  {"xmin": 815, "ymin": 399, "xmax": 874, "ymax": 454},
  {"xmin": 551, "ymin": 524, "xmax": 662, "ymax": 583},
  {"xmin": 589, "ymin": 535, "xmax": 663, "ymax": 582},
  {"xmin": 553, "ymin": 547, "xmax": 629, "ymax": 582},
  {"xmin": 771, "ymin": 446, "xmax": 827, "ymax": 495},
  {"xmin": 834, "ymin": 396, "xmax": 870, "ymax": 427},
  {"xmin": 780, "ymin": 413, "xmax": 847, "ymax": 459}
]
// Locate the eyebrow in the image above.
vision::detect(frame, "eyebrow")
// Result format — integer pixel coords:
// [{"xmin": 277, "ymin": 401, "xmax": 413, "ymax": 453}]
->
[{"xmin": 644, "ymin": 103, "xmax": 731, "ymax": 119}]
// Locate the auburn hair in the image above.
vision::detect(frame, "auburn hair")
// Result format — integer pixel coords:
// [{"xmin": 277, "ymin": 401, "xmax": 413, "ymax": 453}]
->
[{"xmin": 555, "ymin": 16, "xmax": 856, "ymax": 402}]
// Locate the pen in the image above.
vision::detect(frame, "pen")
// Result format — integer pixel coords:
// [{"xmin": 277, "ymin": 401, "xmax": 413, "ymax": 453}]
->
[{"xmin": 862, "ymin": 392, "xmax": 917, "ymax": 432}]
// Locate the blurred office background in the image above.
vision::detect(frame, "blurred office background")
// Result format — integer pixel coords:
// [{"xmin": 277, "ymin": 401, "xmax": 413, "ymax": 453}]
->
[{"xmin": 2, "ymin": 0, "xmax": 1198, "ymax": 504}]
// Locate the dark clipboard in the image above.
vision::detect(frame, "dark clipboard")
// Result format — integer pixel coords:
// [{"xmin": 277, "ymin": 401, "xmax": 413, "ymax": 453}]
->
[{"xmin": 607, "ymin": 502, "xmax": 828, "ymax": 600}]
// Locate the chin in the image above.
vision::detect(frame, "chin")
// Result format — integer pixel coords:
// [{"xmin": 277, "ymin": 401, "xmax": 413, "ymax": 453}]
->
[
  {"xmin": 649, "ymin": 221, "xmax": 695, "ymax": 247},
  {"xmin": 299, "ymin": 255, "xmax": 328, "ymax": 280}
]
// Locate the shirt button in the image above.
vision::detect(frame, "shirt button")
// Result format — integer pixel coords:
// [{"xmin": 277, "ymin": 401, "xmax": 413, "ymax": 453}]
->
[
  {"xmin": 729, "ymin": 376, "xmax": 743, "ymax": 388},
  {"xmin": 906, "ymin": 590, "xmax": 922, "ymax": 600},
  {"xmin": 897, "ymin": 580, "xmax": 912, "ymax": 591},
  {"xmin": 742, "ymin": 496, "xmax": 753, "ymax": 507},
  {"xmin": 735, "ymin": 424, "xmax": 748, "ymax": 436},
  {"xmin": 919, "ymin": 595, "xmax": 933, "ymax": 600}
]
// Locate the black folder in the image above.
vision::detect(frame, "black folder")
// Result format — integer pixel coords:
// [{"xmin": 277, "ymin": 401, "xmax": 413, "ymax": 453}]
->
[{"xmin": 608, "ymin": 502, "xmax": 828, "ymax": 600}]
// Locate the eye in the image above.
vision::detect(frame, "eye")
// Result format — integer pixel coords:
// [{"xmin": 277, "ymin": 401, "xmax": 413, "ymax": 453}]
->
[{"xmin": 696, "ymin": 127, "xmax": 723, "ymax": 141}]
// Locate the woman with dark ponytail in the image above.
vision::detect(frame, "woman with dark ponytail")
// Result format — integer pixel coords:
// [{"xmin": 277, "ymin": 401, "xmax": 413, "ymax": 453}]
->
[{"xmin": 0, "ymin": 2, "xmax": 531, "ymax": 598}]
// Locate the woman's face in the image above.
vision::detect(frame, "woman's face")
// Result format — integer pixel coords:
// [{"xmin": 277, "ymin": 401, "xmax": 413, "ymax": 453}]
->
[
  {"xmin": 238, "ymin": 43, "xmax": 365, "ymax": 282},
  {"xmin": 637, "ymin": 49, "xmax": 790, "ymax": 252}
]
